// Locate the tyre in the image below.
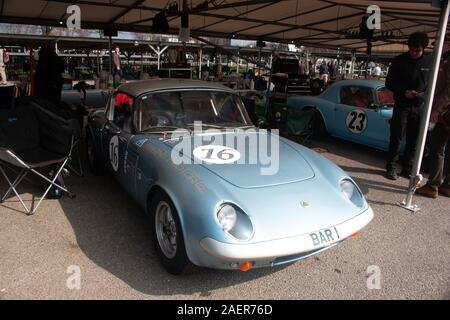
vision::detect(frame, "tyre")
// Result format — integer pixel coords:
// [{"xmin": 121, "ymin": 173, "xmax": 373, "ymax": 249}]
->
[
  {"xmin": 86, "ymin": 132, "xmax": 105, "ymax": 175},
  {"xmin": 149, "ymin": 191, "xmax": 189, "ymax": 275},
  {"xmin": 310, "ymin": 79, "xmax": 322, "ymax": 95},
  {"xmin": 313, "ymin": 110, "xmax": 327, "ymax": 139}
]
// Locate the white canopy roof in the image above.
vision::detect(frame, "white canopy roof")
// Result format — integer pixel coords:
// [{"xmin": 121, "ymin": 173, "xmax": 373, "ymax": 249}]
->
[{"xmin": 0, "ymin": 0, "xmax": 447, "ymax": 53}]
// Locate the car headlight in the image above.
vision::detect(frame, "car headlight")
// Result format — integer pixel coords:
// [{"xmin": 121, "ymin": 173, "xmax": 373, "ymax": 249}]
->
[
  {"xmin": 217, "ymin": 204, "xmax": 237, "ymax": 231},
  {"xmin": 217, "ymin": 204, "xmax": 254, "ymax": 241},
  {"xmin": 340, "ymin": 179, "xmax": 365, "ymax": 208}
]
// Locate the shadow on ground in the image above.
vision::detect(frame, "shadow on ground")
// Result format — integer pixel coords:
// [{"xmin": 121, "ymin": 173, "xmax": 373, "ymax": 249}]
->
[{"xmin": 56, "ymin": 170, "xmax": 288, "ymax": 296}]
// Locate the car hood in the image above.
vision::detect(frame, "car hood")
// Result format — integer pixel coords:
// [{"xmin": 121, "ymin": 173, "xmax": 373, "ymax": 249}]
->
[{"xmin": 163, "ymin": 130, "xmax": 315, "ymax": 188}]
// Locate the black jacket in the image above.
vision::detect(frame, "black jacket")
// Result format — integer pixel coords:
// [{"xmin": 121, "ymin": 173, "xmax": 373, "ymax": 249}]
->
[{"xmin": 385, "ymin": 52, "xmax": 432, "ymax": 107}]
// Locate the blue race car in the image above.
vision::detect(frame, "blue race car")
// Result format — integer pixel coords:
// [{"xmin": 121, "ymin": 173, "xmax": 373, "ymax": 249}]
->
[
  {"xmin": 287, "ymin": 79, "xmax": 396, "ymax": 151},
  {"xmin": 86, "ymin": 79, "xmax": 373, "ymax": 274}
]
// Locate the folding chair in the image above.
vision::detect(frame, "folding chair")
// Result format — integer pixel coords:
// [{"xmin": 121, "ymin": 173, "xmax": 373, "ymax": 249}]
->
[
  {"xmin": 17, "ymin": 96, "xmax": 84, "ymax": 177},
  {"xmin": 65, "ymin": 120, "xmax": 83, "ymax": 177},
  {"xmin": 286, "ymin": 107, "xmax": 315, "ymax": 146},
  {"xmin": 0, "ymin": 103, "xmax": 75, "ymax": 215}
]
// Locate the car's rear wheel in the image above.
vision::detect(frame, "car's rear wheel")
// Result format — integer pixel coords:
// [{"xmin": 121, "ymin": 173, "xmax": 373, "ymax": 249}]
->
[
  {"xmin": 149, "ymin": 191, "xmax": 189, "ymax": 275},
  {"xmin": 86, "ymin": 133, "xmax": 105, "ymax": 175}
]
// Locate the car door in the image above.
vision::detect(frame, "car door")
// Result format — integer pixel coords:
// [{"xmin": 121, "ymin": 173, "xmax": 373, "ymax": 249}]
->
[
  {"xmin": 370, "ymin": 86, "xmax": 395, "ymax": 150},
  {"xmin": 334, "ymin": 85, "xmax": 378, "ymax": 147},
  {"xmin": 101, "ymin": 92, "xmax": 137, "ymax": 195}
]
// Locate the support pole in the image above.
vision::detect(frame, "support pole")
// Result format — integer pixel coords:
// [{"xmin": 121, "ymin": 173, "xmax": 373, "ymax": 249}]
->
[
  {"xmin": 97, "ymin": 50, "xmax": 100, "ymax": 76},
  {"xmin": 398, "ymin": 0, "xmax": 450, "ymax": 212},
  {"xmin": 237, "ymin": 48, "xmax": 240, "ymax": 74},
  {"xmin": 199, "ymin": 46, "xmax": 202, "ymax": 79},
  {"xmin": 157, "ymin": 45, "xmax": 161, "ymax": 70},
  {"xmin": 108, "ymin": 35, "xmax": 113, "ymax": 87},
  {"xmin": 258, "ymin": 47, "xmax": 261, "ymax": 76},
  {"xmin": 350, "ymin": 50, "xmax": 356, "ymax": 79},
  {"xmin": 149, "ymin": 44, "xmax": 168, "ymax": 71},
  {"xmin": 264, "ymin": 52, "xmax": 274, "ymax": 119},
  {"xmin": 306, "ymin": 50, "xmax": 310, "ymax": 75},
  {"xmin": 29, "ymin": 44, "xmax": 34, "ymax": 96}
]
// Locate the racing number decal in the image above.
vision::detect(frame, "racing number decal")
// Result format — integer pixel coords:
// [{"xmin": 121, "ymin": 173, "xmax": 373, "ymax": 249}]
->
[
  {"xmin": 193, "ymin": 145, "xmax": 241, "ymax": 164},
  {"xmin": 346, "ymin": 109, "xmax": 367, "ymax": 134},
  {"xmin": 109, "ymin": 135, "xmax": 119, "ymax": 172}
]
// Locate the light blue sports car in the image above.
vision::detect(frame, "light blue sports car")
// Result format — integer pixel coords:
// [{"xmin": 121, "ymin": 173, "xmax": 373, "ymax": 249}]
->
[
  {"xmin": 86, "ymin": 79, "xmax": 373, "ymax": 274},
  {"xmin": 287, "ymin": 80, "xmax": 396, "ymax": 151}
]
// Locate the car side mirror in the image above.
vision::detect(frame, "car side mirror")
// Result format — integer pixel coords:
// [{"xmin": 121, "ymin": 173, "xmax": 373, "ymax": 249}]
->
[
  {"xmin": 104, "ymin": 122, "xmax": 121, "ymax": 135},
  {"xmin": 370, "ymin": 103, "xmax": 381, "ymax": 111},
  {"xmin": 256, "ymin": 117, "xmax": 268, "ymax": 129}
]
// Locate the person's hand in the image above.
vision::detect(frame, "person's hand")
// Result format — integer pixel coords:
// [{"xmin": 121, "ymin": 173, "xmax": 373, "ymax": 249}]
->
[
  {"xmin": 430, "ymin": 111, "xmax": 439, "ymax": 123},
  {"xmin": 405, "ymin": 90, "xmax": 418, "ymax": 99}
]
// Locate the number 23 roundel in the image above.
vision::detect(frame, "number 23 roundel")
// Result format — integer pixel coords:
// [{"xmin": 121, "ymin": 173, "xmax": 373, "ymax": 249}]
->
[{"xmin": 346, "ymin": 109, "xmax": 368, "ymax": 134}]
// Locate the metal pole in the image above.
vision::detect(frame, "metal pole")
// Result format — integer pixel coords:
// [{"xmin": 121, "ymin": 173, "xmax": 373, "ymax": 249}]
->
[
  {"xmin": 157, "ymin": 45, "xmax": 160, "ymax": 70},
  {"xmin": 258, "ymin": 48, "xmax": 261, "ymax": 76},
  {"xmin": 29, "ymin": 44, "xmax": 34, "ymax": 96},
  {"xmin": 399, "ymin": 0, "xmax": 450, "ymax": 212},
  {"xmin": 199, "ymin": 46, "xmax": 202, "ymax": 79},
  {"xmin": 237, "ymin": 48, "xmax": 240, "ymax": 74},
  {"xmin": 97, "ymin": 51, "xmax": 100, "ymax": 75},
  {"xmin": 306, "ymin": 50, "xmax": 310, "ymax": 75},
  {"xmin": 350, "ymin": 51, "xmax": 356, "ymax": 79},
  {"xmin": 108, "ymin": 35, "xmax": 113, "ymax": 88},
  {"xmin": 264, "ymin": 52, "xmax": 274, "ymax": 119}
]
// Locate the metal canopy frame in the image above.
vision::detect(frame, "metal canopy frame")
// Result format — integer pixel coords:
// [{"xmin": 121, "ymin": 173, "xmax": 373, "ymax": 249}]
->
[{"xmin": 0, "ymin": 0, "xmax": 446, "ymax": 53}]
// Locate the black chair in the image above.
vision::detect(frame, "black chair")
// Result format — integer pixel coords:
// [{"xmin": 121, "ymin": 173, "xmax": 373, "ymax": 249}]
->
[
  {"xmin": 0, "ymin": 102, "xmax": 75, "ymax": 215},
  {"xmin": 16, "ymin": 97, "xmax": 84, "ymax": 177},
  {"xmin": 286, "ymin": 107, "xmax": 315, "ymax": 147},
  {"xmin": 0, "ymin": 85, "xmax": 16, "ymax": 110}
]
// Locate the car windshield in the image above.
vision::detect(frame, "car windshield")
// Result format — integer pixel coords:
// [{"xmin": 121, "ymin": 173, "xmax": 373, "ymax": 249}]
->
[{"xmin": 136, "ymin": 90, "xmax": 252, "ymax": 132}]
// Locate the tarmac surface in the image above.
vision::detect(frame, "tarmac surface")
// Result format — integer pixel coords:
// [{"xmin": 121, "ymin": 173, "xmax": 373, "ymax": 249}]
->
[{"xmin": 0, "ymin": 136, "xmax": 449, "ymax": 300}]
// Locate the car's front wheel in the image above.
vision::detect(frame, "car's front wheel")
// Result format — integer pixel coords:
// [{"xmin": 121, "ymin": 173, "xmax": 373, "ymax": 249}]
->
[
  {"xmin": 86, "ymin": 132, "xmax": 105, "ymax": 175},
  {"xmin": 149, "ymin": 191, "xmax": 189, "ymax": 275}
]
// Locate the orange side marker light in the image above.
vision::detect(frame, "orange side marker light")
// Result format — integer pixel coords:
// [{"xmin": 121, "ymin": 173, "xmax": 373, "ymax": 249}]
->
[
  {"xmin": 351, "ymin": 232, "xmax": 360, "ymax": 238},
  {"xmin": 239, "ymin": 261, "xmax": 254, "ymax": 272}
]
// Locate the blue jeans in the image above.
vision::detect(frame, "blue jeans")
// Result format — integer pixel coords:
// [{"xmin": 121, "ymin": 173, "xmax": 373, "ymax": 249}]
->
[{"xmin": 427, "ymin": 122, "xmax": 450, "ymax": 190}]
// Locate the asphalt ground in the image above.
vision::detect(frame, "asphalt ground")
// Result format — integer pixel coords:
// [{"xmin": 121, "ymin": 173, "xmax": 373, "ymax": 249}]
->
[{"xmin": 0, "ymin": 136, "xmax": 449, "ymax": 300}]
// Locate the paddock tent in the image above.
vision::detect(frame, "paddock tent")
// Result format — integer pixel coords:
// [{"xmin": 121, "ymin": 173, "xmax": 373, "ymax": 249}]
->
[{"xmin": 0, "ymin": 0, "xmax": 447, "ymax": 53}]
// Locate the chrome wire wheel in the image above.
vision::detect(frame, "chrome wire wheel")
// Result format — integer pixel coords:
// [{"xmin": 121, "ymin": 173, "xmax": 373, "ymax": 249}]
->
[{"xmin": 155, "ymin": 201, "xmax": 177, "ymax": 259}]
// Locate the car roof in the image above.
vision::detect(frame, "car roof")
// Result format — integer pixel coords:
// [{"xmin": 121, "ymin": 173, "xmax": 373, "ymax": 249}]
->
[
  {"xmin": 116, "ymin": 79, "xmax": 235, "ymax": 97},
  {"xmin": 330, "ymin": 79, "xmax": 385, "ymax": 88}
]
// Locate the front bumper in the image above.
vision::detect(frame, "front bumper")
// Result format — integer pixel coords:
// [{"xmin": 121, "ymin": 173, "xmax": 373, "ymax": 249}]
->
[{"xmin": 199, "ymin": 207, "xmax": 374, "ymax": 267}]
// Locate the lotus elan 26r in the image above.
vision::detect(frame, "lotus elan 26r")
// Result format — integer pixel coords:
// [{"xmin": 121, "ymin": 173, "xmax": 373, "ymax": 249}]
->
[{"xmin": 86, "ymin": 79, "xmax": 373, "ymax": 274}]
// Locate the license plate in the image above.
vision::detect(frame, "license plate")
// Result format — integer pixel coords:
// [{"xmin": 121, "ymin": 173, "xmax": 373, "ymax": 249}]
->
[{"xmin": 309, "ymin": 227, "xmax": 340, "ymax": 247}]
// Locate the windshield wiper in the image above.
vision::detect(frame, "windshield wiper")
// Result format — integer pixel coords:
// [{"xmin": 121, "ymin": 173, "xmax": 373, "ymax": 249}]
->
[
  {"xmin": 141, "ymin": 126, "xmax": 187, "ymax": 133},
  {"xmin": 234, "ymin": 125, "xmax": 255, "ymax": 129},
  {"xmin": 186, "ymin": 123, "xmax": 225, "ymax": 129}
]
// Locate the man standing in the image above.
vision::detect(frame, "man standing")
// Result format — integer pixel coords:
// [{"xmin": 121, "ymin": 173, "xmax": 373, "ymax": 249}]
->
[
  {"xmin": 112, "ymin": 47, "xmax": 122, "ymax": 79},
  {"xmin": 34, "ymin": 44, "xmax": 65, "ymax": 107},
  {"xmin": 0, "ymin": 47, "xmax": 9, "ymax": 85},
  {"xmin": 415, "ymin": 42, "xmax": 450, "ymax": 198},
  {"xmin": 319, "ymin": 61, "xmax": 329, "ymax": 84},
  {"xmin": 372, "ymin": 64, "xmax": 382, "ymax": 78},
  {"xmin": 385, "ymin": 32, "xmax": 432, "ymax": 180}
]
